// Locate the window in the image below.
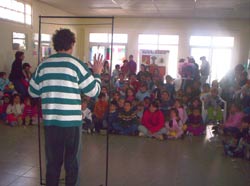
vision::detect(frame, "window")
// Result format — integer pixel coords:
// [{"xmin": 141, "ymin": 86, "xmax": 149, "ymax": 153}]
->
[
  {"xmin": 89, "ymin": 33, "xmax": 128, "ymax": 71},
  {"xmin": 89, "ymin": 33, "xmax": 128, "ymax": 43},
  {"xmin": 12, "ymin": 32, "xmax": 26, "ymax": 50},
  {"xmin": 34, "ymin": 33, "xmax": 52, "ymax": 58},
  {"xmin": 138, "ymin": 34, "xmax": 179, "ymax": 78},
  {"xmin": 190, "ymin": 36, "xmax": 234, "ymax": 82},
  {"xmin": 0, "ymin": 0, "xmax": 32, "ymax": 25}
]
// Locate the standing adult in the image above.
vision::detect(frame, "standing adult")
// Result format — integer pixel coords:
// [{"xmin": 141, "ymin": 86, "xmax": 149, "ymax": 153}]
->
[
  {"xmin": 29, "ymin": 29, "xmax": 103, "ymax": 186},
  {"xmin": 128, "ymin": 54, "xmax": 137, "ymax": 75},
  {"xmin": 200, "ymin": 56, "xmax": 210, "ymax": 85},
  {"xmin": 9, "ymin": 51, "xmax": 28, "ymax": 97},
  {"xmin": 121, "ymin": 59, "xmax": 129, "ymax": 78}
]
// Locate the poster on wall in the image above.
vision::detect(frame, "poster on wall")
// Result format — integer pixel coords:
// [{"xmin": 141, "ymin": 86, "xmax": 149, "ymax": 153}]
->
[{"xmin": 139, "ymin": 49, "xmax": 170, "ymax": 77}]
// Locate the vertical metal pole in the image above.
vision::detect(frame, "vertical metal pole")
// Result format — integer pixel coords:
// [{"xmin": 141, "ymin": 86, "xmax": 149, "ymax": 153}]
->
[
  {"xmin": 38, "ymin": 15, "xmax": 43, "ymax": 186},
  {"xmin": 105, "ymin": 16, "xmax": 114, "ymax": 186}
]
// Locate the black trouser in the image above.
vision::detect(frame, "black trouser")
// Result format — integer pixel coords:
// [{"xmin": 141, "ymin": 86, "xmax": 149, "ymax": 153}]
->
[{"xmin": 44, "ymin": 126, "xmax": 82, "ymax": 186}]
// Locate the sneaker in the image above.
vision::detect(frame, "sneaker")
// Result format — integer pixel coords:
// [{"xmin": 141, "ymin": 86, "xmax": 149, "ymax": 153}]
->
[
  {"xmin": 10, "ymin": 121, "xmax": 17, "ymax": 127},
  {"xmin": 156, "ymin": 134, "xmax": 164, "ymax": 141},
  {"xmin": 138, "ymin": 132, "xmax": 145, "ymax": 137}
]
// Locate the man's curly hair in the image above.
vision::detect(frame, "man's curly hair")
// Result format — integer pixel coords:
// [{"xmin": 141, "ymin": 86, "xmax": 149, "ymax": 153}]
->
[{"xmin": 52, "ymin": 28, "xmax": 75, "ymax": 52}]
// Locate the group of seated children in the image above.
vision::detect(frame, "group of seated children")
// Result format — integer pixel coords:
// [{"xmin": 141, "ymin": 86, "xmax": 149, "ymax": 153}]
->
[
  {"xmin": 0, "ymin": 93, "xmax": 38, "ymax": 126},
  {"xmin": 0, "ymin": 61, "xmax": 35, "ymax": 127},
  {"xmin": 81, "ymin": 72, "xmax": 210, "ymax": 140},
  {"xmin": 79, "ymin": 60, "xmax": 250, "ymax": 161}
]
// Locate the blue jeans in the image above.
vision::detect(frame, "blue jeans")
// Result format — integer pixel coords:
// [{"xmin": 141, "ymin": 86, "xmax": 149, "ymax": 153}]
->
[
  {"xmin": 112, "ymin": 123, "xmax": 138, "ymax": 135},
  {"xmin": 44, "ymin": 126, "xmax": 82, "ymax": 186},
  {"xmin": 223, "ymin": 127, "xmax": 240, "ymax": 135}
]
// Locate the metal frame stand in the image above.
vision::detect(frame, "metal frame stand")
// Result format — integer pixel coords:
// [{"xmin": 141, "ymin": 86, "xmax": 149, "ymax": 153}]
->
[{"xmin": 37, "ymin": 16, "xmax": 115, "ymax": 186}]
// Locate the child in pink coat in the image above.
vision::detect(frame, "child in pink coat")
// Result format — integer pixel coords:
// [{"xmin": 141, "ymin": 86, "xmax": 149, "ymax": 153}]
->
[
  {"xmin": 221, "ymin": 103, "xmax": 244, "ymax": 135},
  {"xmin": 165, "ymin": 108, "xmax": 183, "ymax": 139}
]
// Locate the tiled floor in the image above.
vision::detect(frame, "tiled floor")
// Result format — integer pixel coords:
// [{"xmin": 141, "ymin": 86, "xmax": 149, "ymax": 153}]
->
[{"xmin": 0, "ymin": 123, "xmax": 249, "ymax": 186}]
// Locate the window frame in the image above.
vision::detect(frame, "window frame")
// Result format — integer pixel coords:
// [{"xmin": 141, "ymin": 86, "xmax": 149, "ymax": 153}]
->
[
  {"xmin": 0, "ymin": 0, "xmax": 32, "ymax": 25},
  {"xmin": 12, "ymin": 32, "xmax": 27, "ymax": 50},
  {"xmin": 138, "ymin": 34, "xmax": 179, "ymax": 78}
]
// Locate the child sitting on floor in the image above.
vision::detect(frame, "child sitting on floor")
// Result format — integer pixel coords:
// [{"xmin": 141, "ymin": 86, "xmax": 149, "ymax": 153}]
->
[
  {"xmin": 0, "ymin": 72, "xmax": 14, "ymax": 95},
  {"xmin": 126, "ymin": 87, "xmax": 135, "ymax": 102},
  {"xmin": 81, "ymin": 98, "xmax": 94, "ymax": 133},
  {"xmin": 200, "ymin": 83, "xmax": 210, "ymax": 101},
  {"xmin": 160, "ymin": 90, "xmax": 174, "ymax": 116},
  {"xmin": 204, "ymin": 88, "xmax": 224, "ymax": 123},
  {"xmin": 6, "ymin": 94, "xmax": 24, "ymax": 126},
  {"xmin": 219, "ymin": 103, "xmax": 244, "ymax": 135},
  {"xmin": 135, "ymin": 101, "xmax": 144, "ymax": 123},
  {"xmin": 0, "ymin": 94, "xmax": 11, "ymax": 121},
  {"xmin": 164, "ymin": 75, "xmax": 175, "ymax": 100},
  {"xmin": 165, "ymin": 108, "xmax": 183, "ymax": 139},
  {"xmin": 186, "ymin": 108, "xmax": 205, "ymax": 136},
  {"xmin": 23, "ymin": 96, "xmax": 36, "ymax": 125},
  {"xmin": 93, "ymin": 93, "xmax": 108, "ymax": 133},
  {"xmin": 105, "ymin": 101, "xmax": 118, "ymax": 133},
  {"xmin": 173, "ymin": 99, "xmax": 188, "ymax": 124},
  {"xmin": 138, "ymin": 101, "xmax": 166, "ymax": 140},
  {"xmin": 136, "ymin": 82, "xmax": 150, "ymax": 102},
  {"xmin": 223, "ymin": 116, "xmax": 250, "ymax": 159},
  {"xmin": 113, "ymin": 101, "xmax": 138, "ymax": 135}
]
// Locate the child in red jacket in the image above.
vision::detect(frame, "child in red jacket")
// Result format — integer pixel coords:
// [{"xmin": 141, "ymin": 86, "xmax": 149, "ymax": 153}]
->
[{"xmin": 138, "ymin": 101, "xmax": 166, "ymax": 140}]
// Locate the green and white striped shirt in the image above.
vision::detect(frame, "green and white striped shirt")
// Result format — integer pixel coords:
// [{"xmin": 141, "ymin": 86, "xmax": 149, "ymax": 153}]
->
[{"xmin": 28, "ymin": 53, "xmax": 101, "ymax": 127}]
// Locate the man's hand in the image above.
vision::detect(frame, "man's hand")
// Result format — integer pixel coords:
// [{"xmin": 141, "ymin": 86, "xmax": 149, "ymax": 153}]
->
[{"xmin": 92, "ymin": 54, "xmax": 103, "ymax": 75}]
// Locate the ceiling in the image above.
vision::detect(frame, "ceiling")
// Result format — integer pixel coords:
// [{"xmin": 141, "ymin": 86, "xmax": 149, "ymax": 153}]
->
[{"xmin": 39, "ymin": 0, "xmax": 250, "ymax": 19}]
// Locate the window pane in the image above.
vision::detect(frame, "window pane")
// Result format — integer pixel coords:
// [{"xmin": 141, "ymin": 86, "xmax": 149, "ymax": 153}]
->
[
  {"xmin": 13, "ymin": 1, "xmax": 24, "ymax": 12},
  {"xmin": 190, "ymin": 36, "xmax": 212, "ymax": 46},
  {"xmin": 0, "ymin": 1, "xmax": 31, "ymax": 25},
  {"xmin": 109, "ymin": 34, "xmax": 128, "ymax": 43},
  {"xmin": 190, "ymin": 48, "xmax": 210, "ymax": 68},
  {"xmin": 13, "ymin": 32, "xmax": 25, "ymax": 39},
  {"xmin": 25, "ymin": 14, "xmax": 31, "ymax": 25},
  {"xmin": 0, "ymin": 0, "xmax": 10, "ymax": 8},
  {"xmin": 34, "ymin": 33, "xmax": 51, "ymax": 41},
  {"xmin": 25, "ymin": 4, "xmax": 31, "ymax": 15},
  {"xmin": 111, "ymin": 45, "xmax": 126, "ymax": 70},
  {"xmin": 34, "ymin": 33, "xmax": 38, "ymax": 41},
  {"xmin": 13, "ymin": 39, "xmax": 26, "ymax": 50},
  {"xmin": 138, "ymin": 44, "xmax": 157, "ymax": 50},
  {"xmin": 159, "ymin": 45, "xmax": 178, "ymax": 78},
  {"xmin": 138, "ymin": 34, "xmax": 158, "ymax": 44},
  {"xmin": 0, "ymin": 7, "xmax": 11, "ymax": 19},
  {"xmin": 41, "ymin": 34, "xmax": 51, "ymax": 42},
  {"xmin": 211, "ymin": 48, "xmax": 232, "ymax": 81},
  {"xmin": 89, "ymin": 33, "xmax": 108, "ymax": 43},
  {"xmin": 2, "ymin": 0, "xmax": 12, "ymax": 9},
  {"xmin": 90, "ymin": 46, "xmax": 106, "ymax": 62},
  {"xmin": 212, "ymin": 37, "xmax": 234, "ymax": 47},
  {"xmin": 13, "ymin": 32, "xmax": 26, "ymax": 50},
  {"xmin": 159, "ymin": 35, "xmax": 179, "ymax": 45}
]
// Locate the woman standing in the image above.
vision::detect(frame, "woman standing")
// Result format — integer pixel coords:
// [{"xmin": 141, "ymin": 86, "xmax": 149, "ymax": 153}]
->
[{"xmin": 9, "ymin": 51, "xmax": 28, "ymax": 97}]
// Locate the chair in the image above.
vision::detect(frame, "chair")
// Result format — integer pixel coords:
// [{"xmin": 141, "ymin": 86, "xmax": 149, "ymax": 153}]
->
[{"xmin": 201, "ymin": 96, "xmax": 227, "ymax": 124}]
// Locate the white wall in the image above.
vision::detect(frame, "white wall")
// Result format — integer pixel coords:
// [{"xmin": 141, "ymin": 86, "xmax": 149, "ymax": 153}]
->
[
  {"xmin": 0, "ymin": 0, "xmax": 79, "ymax": 73},
  {"xmin": 81, "ymin": 17, "xmax": 250, "ymax": 73},
  {"xmin": 1, "ymin": 1, "xmax": 250, "ymax": 76}
]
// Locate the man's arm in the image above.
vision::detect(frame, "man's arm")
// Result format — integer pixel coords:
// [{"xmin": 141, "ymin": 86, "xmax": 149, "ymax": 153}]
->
[
  {"xmin": 79, "ymin": 54, "xmax": 103, "ymax": 98},
  {"xmin": 28, "ymin": 68, "xmax": 40, "ymax": 98}
]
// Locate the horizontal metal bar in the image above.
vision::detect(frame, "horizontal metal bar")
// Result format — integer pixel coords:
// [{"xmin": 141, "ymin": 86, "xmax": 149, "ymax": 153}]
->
[{"xmin": 39, "ymin": 15, "xmax": 114, "ymax": 19}]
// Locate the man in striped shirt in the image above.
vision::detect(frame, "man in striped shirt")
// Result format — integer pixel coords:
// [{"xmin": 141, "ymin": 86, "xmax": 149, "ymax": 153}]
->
[{"xmin": 29, "ymin": 29, "xmax": 103, "ymax": 186}]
